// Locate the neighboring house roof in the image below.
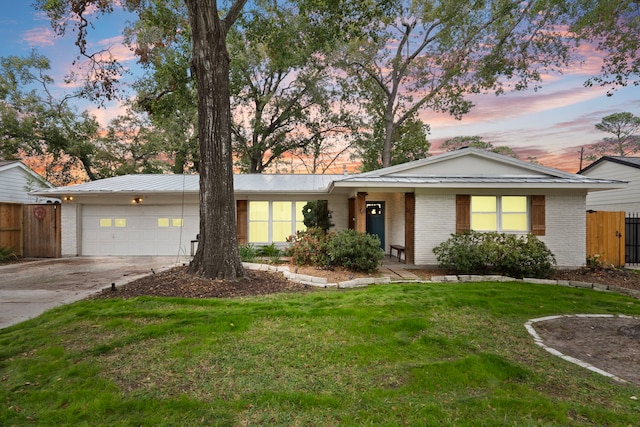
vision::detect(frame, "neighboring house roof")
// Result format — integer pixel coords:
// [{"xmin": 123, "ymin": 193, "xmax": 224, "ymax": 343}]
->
[
  {"xmin": 31, "ymin": 148, "xmax": 625, "ymax": 197},
  {"xmin": 579, "ymin": 156, "xmax": 640, "ymax": 174},
  {"xmin": 0, "ymin": 160, "xmax": 55, "ymax": 188}
]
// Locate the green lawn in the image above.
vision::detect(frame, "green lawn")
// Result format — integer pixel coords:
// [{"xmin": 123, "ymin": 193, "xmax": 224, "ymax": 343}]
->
[{"xmin": 2, "ymin": 282, "xmax": 640, "ymax": 426}]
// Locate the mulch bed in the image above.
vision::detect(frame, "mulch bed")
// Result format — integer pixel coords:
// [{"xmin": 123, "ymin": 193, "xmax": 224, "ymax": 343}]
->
[{"xmin": 92, "ymin": 267, "xmax": 311, "ymax": 300}]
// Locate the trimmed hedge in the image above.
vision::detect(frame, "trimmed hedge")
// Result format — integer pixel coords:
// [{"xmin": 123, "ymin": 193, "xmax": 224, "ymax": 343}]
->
[
  {"xmin": 433, "ymin": 231, "xmax": 556, "ymax": 279},
  {"xmin": 287, "ymin": 228, "xmax": 384, "ymax": 273}
]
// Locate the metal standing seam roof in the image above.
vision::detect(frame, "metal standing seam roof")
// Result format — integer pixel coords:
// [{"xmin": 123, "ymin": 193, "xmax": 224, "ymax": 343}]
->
[
  {"xmin": 332, "ymin": 175, "xmax": 626, "ymax": 186},
  {"xmin": 29, "ymin": 148, "xmax": 627, "ymax": 197},
  {"xmin": 32, "ymin": 173, "xmax": 345, "ymax": 195}
]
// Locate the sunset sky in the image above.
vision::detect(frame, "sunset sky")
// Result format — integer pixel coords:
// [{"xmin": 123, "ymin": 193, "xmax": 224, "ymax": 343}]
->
[{"xmin": 1, "ymin": 2, "xmax": 638, "ymax": 173}]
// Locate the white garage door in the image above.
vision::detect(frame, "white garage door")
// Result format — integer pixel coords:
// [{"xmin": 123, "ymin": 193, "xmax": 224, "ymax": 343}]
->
[{"xmin": 81, "ymin": 205, "xmax": 199, "ymax": 256}]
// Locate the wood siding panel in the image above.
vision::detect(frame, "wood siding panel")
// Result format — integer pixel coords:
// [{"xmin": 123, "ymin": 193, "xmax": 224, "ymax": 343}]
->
[
  {"xmin": 0, "ymin": 202, "xmax": 23, "ymax": 255},
  {"xmin": 23, "ymin": 204, "xmax": 61, "ymax": 257},
  {"xmin": 586, "ymin": 211, "xmax": 625, "ymax": 267}
]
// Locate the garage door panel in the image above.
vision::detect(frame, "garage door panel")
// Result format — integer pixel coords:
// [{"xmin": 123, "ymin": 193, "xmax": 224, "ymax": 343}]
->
[{"xmin": 81, "ymin": 205, "xmax": 199, "ymax": 256}]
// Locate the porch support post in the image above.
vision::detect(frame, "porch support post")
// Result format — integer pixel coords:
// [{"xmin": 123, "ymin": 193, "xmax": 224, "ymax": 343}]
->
[
  {"xmin": 355, "ymin": 192, "xmax": 367, "ymax": 233},
  {"xmin": 405, "ymin": 192, "xmax": 415, "ymax": 264}
]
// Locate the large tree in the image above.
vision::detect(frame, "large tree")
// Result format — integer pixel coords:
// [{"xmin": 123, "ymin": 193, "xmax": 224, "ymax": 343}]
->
[
  {"xmin": 441, "ymin": 136, "xmax": 518, "ymax": 158},
  {"xmin": 35, "ymin": 0, "xmax": 366, "ymax": 279},
  {"xmin": 0, "ymin": 52, "xmax": 102, "ymax": 185},
  {"xmin": 37, "ymin": 0, "xmax": 248, "ymax": 279},
  {"xmin": 340, "ymin": 0, "xmax": 585, "ymax": 169},
  {"xmin": 588, "ymin": 112, "xmax": 640, "ymax": 158},
  {"xmin": 126, "ymin": 0, "xmax": 358, "ymax": 174},
  {"xmin": 571, "ymin": 0, "xmax": 640, "ymax": 94},
  {"xmin": 126, "ymin": 0, "xmax": 199, "ymax": 174},
  {"xmin": 356, "ymin": 113, "xmax": 431, "ymax": 172},
  {"xmin": 228, "ymin": 5, "xmax": 358, "ymax": 173}
]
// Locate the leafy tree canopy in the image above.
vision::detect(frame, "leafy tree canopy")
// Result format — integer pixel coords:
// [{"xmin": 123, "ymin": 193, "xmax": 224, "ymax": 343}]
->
[
  {"xmin": 587, "ymin": 112, "xmax": 640, "ymax": 159},
  {"xmin": 441, "ymin": 136, "xmax": 518, "ymax": 158},
  {"xmin": 340, "ymin": 0, "xmax": 582, "ymax": 169}
]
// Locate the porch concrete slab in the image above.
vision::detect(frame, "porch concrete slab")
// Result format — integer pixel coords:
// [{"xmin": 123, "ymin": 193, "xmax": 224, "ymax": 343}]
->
[
  {"xmin": 0, "ymin": 256, "xmax": 188, "ymax": 330},
  {"xmin": 379, "ymin": 266, "xmax": 421, "ymax": 281}
]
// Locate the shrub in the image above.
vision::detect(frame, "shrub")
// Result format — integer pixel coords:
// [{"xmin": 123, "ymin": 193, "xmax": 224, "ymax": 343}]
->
[
  {"xmin": 326, "ymin": 229, "xmax": 384, "ymax": 273},
  {"xmin": 302, "ymin": 200, "xmax": 334, "ymax": 232},
  {"xmin": 433, "ymin": 231, "xmax": 556, "ymax": 279},
  {"xmin": 287, "ymin": 227, "xmax": 332, "ymax": 267}
]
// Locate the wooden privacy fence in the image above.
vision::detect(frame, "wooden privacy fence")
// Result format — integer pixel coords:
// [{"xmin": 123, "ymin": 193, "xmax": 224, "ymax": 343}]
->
[
  {"xmin": 0, "ymin": 203, "xmax": 23, "ymax": 255},
  {"xmin": 0, "ymin": 202, "xmax": 61, "ymax": 258},
  {"xmin": 586, "ymin": 210, "xmax": 625, "ymax": 267}
]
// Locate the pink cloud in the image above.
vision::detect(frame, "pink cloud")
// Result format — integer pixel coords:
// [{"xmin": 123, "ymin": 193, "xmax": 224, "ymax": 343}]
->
[
  {"xmin": 22, "ymin": 27, "xmax": 56, "ymax": 47},
  {"xmin": 84, "ymin": 35, "xmax": 136, "ymax": 63}
]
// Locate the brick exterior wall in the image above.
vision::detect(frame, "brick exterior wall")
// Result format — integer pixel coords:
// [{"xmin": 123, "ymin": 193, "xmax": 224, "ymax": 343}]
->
[
  {"xmin": 414, "ymin": 193, "xmax": 457, "ymax": 265},
  {"xmin": 540, "ymin": 194, "xmax": 586, "ymax": 268},
  {"xmin": 61, "ymin": 204, "xmax": 78, "ymax": 256},
  {"xmin": 413, "ymin": 191, "xmax": 586, "ymax": 268}
]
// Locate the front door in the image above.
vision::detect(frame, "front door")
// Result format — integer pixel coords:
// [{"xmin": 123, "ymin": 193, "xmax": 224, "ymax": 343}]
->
[{"xmin": 366, "ymin": 201, "xmax": 385, "ymax": 249}]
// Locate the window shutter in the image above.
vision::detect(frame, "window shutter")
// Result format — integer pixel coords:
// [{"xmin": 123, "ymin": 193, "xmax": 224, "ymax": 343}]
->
[
  {"xmin": 531, "ymin": 195, "xmax": 545, "ymax": 236},
  {"xmin": 456, "ymin": 195, "xmax": 471, "ymax": 233},
  {"xmin": 236, "ymin": 200, "xmax": 248, "ymax": 244}
]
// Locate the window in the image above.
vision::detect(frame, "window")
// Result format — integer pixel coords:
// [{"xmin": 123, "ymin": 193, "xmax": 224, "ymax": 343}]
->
[
  {"xmin": 471, "ymin": 196, "xmax": 528, "ymax": 232},
  {"xmin": 248, "ymin": 201, "xmax": 307, "ymax": 244}
]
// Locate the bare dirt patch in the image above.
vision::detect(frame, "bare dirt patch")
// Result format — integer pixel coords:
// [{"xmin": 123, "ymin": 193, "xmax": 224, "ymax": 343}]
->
[{"xmin": 533, "ymin": 316, "xmax": 640, "ymax": 386}]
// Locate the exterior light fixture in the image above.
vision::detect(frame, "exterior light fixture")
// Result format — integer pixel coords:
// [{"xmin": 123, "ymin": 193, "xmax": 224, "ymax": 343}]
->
[
  {"xmin": 132, "ymin": 197, "xmax": 143, "ymax": 204},
  {"xmin": 63, "ymin": 196, "xmax": 74, "ymax": 201}
]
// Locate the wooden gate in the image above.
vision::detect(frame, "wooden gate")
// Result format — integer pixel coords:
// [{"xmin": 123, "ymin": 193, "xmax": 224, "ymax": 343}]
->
[
  {"xmin": 23, "ymin": 204, "xmax": 61, "ymax": 258},
  {"xmin": 586, "ymin": 211, "xmax": 625, "ymax": 267},
  {"xmin": 0, "ymin": 203, "xmax": 23, "ymax": 255}
]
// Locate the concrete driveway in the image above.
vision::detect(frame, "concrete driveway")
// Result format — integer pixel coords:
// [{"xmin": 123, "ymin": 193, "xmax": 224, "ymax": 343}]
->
[{"xmin": 0, "ymin": 256, "xmax": 189, "ymax": 330}]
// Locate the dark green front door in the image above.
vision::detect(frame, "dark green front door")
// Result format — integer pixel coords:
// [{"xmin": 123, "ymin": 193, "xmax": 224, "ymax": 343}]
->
[{"xmin": 366, "ymin": 201, "xmax": 385, "ymax": 249}]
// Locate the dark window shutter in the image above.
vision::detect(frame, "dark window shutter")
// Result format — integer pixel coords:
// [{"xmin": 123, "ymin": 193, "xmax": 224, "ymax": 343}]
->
[
  {"xmin": 531, "ymin": 195, "xmax": 545, "ymax": 236},
  {"xmin": 456, "ymin": 195, "xmax": 471, "ymax": 233},
  {"xmin": 236, "ymin": 200, "xmax": 248, "ymax": 244}
]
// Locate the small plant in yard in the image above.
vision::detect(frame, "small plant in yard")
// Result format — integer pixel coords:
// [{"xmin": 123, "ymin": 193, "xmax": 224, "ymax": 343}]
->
[
  {"xmin": 326, "ymin": 229, "xmax": 384, "ymax": 273},
  {"xmin": 238, "ymin": 244, "xmax": 258, "ymax": 262},
  {"xmin": 586, "ymin": 254, "xmax": 604, "ymax": 269},
  {"xmin": 0, "ymin": 245, "xmax": 18, "ymax": 263},
  {"xmin": 433, "ymin": 231, "xmax": 556, "ymax": 278},
  {"xmin": 258, "ymin": 243, "xmax": 283, "ymax": 264}
]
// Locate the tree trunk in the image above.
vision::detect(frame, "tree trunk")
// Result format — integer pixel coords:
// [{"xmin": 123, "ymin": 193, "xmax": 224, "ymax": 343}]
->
[
  {"xmin": 185, "ymin": 0, "xmax": 244, "ymax": 279},
  {"xmin": 382, "ymin": 109, "xmax": 395, "ymax": 168}
]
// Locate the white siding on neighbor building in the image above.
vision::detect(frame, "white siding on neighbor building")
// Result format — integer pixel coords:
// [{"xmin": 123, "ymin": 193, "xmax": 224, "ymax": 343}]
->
[
  {"xmin": 0, "ymin": 167, "xmax": 53, "ymax": 204},
  {"xmin": 583, "ymin": 161, "xmax": 640, "ymax": 213},
  {"xmin": 413, "ymin": 190, "xmax": 587, "ymax": 268}
]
